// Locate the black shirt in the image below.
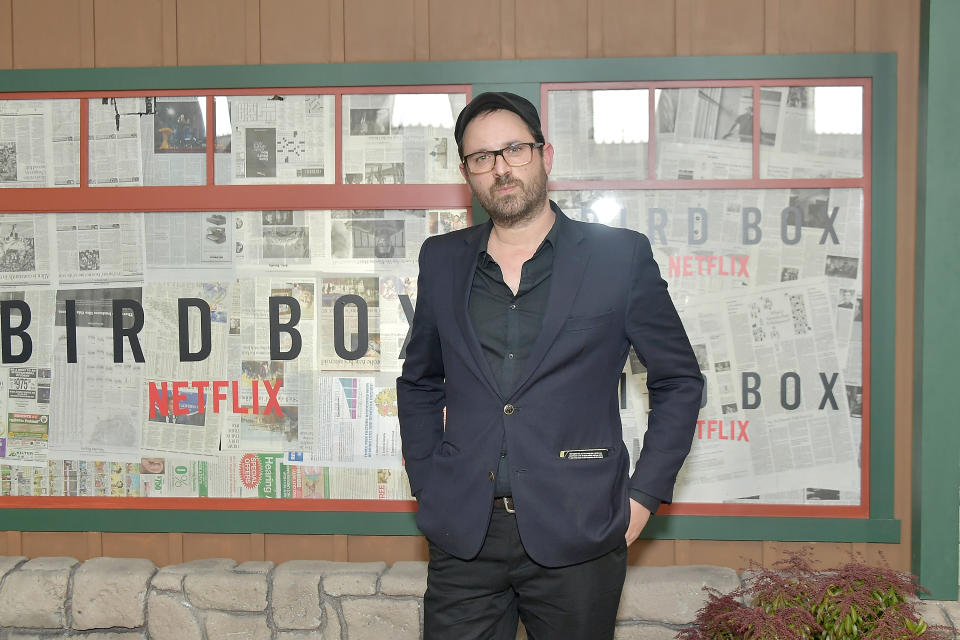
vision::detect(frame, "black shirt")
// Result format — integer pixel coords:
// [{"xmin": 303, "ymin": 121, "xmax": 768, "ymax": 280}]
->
[
  {"xmin": 466, "ymin": 207, "xmax": 659, "ymax": 513},
  {"xmin": 470, "ymin": 220, "xmax": 558, "ymax": 396}
]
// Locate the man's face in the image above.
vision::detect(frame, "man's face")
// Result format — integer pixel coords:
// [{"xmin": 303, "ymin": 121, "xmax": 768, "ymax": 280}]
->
[{"xmin": 459, "ymin": 110, "xmax": 554, "ymax": 228}]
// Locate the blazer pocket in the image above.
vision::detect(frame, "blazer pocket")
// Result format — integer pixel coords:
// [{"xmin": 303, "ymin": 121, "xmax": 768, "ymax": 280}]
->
[{"xmin": 564, "ymin": 310, "xmax": 614, "ymax": 332}]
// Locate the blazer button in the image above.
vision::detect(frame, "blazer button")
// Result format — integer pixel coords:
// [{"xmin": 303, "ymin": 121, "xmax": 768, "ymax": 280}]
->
[
  {"xmin": 503, "ymin": 404, "xmax": 515, "ymax": 415},
  {"xmin": 489, "ymin": 471, "xmax": 495, "ymax": 482}
]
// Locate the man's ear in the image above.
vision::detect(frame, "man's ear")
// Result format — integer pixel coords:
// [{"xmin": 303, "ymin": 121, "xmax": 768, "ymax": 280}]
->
[
  {"xmin": 541, "ymin": 142, "xmax": 555, "ymax": 176},
  {"xmin": 459, "ymin": 162, "xmax": 467, "ymax": 181}
]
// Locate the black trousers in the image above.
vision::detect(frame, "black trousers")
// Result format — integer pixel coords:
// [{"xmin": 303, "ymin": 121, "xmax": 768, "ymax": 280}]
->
[{"xmin": 423, "ymin": 503, "xmax": 628, "ymax": 640}]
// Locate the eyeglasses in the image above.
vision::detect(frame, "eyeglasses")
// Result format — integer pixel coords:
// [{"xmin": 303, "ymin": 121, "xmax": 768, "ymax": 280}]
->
[{"xmin": 462, "ymin": 142, "xmax": 544, "ymax": 174}]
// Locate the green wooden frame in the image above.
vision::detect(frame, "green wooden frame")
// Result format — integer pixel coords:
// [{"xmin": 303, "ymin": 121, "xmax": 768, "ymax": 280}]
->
[
  {"xmin": 0, "ymin": 54, "xmax": 901, "ymax": 548},
  {"xmin": 913, "ymin": 0, "xmax": 960, "ymax": 601}
]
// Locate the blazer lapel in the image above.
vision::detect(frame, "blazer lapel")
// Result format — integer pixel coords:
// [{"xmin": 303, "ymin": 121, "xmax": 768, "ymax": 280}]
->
[
  {"xmin": 508, "ymin": 211, "xmax": 589, "ymax": 399},
  {"xmin": 452, "ymin": 224, "xmax": 503, "ymax": 400}
]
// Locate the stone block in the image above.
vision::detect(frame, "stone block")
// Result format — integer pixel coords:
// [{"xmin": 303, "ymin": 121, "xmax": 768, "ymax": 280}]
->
[
  {"xmin": 277, "ymin": 632, "xmax": 327, "ymax": 640},
  {"xmin": 275, "ymin": 560, "xmax": 334, "ymax": 576},
  {"xmin": 323, "ymin": 571, "xmax": 378, "ymax": 596},
  {"xmin": 272, "ymin": 571, "xmax": 323, "ymax": 629},
  {"xmin": 0, "ymin": 555, "xmax": 26, "ymax": 579},
  {"xmin": 614, "ymin": 623, "xmax": 683, "ymax": 639},
  {"xmin": 341, "ymin": 598, "xmax": 420, "ymax": 640},
  {"xmin": 184, "ymin": 570, "xmax": 268, "ymax": 611},
  {"xmin": 618, "ymin": 565, "xmax": 740, "ymax": 625},
  {"xmin": 380, "ymin": 561, "xmax": 427, "ymax": 596},
  {"xmin": 152, "ymin": 558, "xmax": 238, "ymax": 592},
  {"xmin": 71, "ymin": 557, "xmax": 156, "ymax": 629},
  {"xmin": 147, "ymin": 591, "xmax": 203, "ymax": 640},
  {"xmin": 0, "ymin": 558, "xmax": 74, "ymax": 628},
  {"xmin": 72, "ymin": 634, "xmax": 147, "ymax": 640},
  {"xmin": 237, "ymin": 561, "xmax": 275, "ymax": 574},
  {"xmin": 21, "ymin": 556, "xmax": 78, "ymax": 571},
  {"xmin": 277, "ymin": 559, "xmax": 386, "ymax": 577},
  {"xmin": 150, "ymin": 570, "xmax": 185, "ymax": 592},
  {"xmin": 162, "ymin": 558, "xmax": 239, "ymax": 574},
  {"xmin": 204, "ymin": 610, "xmax": 272, "ymax": 640}
]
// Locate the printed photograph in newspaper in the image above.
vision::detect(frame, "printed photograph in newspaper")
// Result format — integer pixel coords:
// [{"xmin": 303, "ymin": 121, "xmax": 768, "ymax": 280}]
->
[
  {"xmin": 349, "ymin": 108, "xmax": 392, "ymax": 136},
  {"xmin": 154, "ymin": 101, "xmax": 206, "ymax": 153},
  {"xmin": 0, "ymin": 223, "xmax": 35, "ymax": 272},
  {"xmin": 0, "ymin": 142, "xmax": 16, "ymax": 181},
  {"xmin": 245, "ymin": 128, "xmax": 277, "ymax": 178}
]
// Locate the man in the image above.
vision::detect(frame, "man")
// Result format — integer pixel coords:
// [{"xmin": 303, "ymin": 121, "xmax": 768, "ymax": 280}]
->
[{"xmin": 397, "ymin": 92, "xmax": 703, "ymax": 639}]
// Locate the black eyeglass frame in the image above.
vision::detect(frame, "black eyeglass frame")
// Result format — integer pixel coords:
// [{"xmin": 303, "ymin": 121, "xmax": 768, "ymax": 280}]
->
[{"xmin": 461, "ymin": 142, "xmax": 545, "ymax": 174}]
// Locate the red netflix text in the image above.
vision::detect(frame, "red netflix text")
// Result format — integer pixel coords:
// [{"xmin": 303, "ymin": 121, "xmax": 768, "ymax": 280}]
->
[
  {"xmin": 668, "ymin": 255, "xmax": 750, "ymax": 278},
  {"xmin": 148, "ymin": 380, "xmax": 284, "ymax": 418},
  {"xmin": 697, "ymin": 419, "xmax": 749, "ymax": 441}
]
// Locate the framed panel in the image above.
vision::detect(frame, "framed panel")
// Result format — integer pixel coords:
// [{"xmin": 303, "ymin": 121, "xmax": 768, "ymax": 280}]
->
[
  {"xmin": 0, "ymin": 56, "xmax": 898, "ymax": 547},
  {"xmin": 340, "ymin": 91, "xmax": 466, "ymax": 185},
  {"xmin": 214, "ymin": 94, "xmax": 335, "ymax": 185},
  {"xmin": 88, "ymin": 96, "xmax": 208, "ymax": 187},
  {"xmin": 544, "ymin": 77, "xmax": 871, "ymax": 518},
  {"xmin": 654, "ymin": 86, "xmax": 754, "ymax": 180}
]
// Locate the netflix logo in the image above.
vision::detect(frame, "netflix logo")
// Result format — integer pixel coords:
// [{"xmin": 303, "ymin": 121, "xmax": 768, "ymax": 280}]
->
[{"xmin": 147, "ymin": 380, "xmax": 284, "ymax": 419}]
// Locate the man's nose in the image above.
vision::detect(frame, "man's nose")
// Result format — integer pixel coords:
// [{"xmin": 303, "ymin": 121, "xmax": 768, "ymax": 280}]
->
[{"xmin": 491, "ymin": 152, "xmax": 512, "ymax": 176}]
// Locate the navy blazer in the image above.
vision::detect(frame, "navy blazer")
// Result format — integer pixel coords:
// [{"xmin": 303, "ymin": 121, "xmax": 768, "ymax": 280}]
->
[{"xmin": 397, "ymin": 205, "xmax": 703, "ymax": 567}]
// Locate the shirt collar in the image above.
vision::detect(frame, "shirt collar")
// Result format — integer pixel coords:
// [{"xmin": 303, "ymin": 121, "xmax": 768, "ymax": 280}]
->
[{"xmin": 477, "ymin": 200, "xmax": 563, "ymax": 266}]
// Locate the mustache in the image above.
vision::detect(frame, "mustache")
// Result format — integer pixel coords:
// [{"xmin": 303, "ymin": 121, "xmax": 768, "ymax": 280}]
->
[{"xmin": 492, "ymin": 176, "xmax": 522, "ymax": 190}]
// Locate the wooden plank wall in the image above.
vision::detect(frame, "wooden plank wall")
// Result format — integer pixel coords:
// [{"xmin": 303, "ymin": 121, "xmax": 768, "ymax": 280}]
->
[{"xmin": 0, "ymin": 0, "xmax": 920, "ymax": 573}]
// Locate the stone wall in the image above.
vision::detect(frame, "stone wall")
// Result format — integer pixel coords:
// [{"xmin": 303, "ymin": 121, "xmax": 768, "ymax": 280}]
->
[{"xmin": 0, "ymin": 556, "xmax": 957, "ymax": 639}]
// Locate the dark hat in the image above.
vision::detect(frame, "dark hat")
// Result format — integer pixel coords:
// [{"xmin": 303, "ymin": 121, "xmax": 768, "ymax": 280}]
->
[{"xmin": 454, "ymin": 92, "xmax": 544, "ymax": 160}]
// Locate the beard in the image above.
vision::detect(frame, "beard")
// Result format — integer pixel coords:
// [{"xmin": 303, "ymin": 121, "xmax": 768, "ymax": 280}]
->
[{"xmin": 470, "ymin": 165, "xmax": 549, "ymax": 229}]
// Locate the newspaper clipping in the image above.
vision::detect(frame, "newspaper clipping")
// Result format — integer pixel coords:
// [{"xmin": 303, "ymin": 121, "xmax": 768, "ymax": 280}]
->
[
  {"xmin": 0, "ymin": 99, "xmax": 80, "ymax": 188},
  {"xmin": 341, "ymin": 93, "xmax": 465, "ymax": 184},
  {"xmin": 223, "ymin": 94, "xmax": 335, "ymax": 185}
]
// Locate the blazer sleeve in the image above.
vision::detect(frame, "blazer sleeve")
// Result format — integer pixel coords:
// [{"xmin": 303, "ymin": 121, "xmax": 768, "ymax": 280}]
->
[
  {"xmin": 396, "ymin": 239, "xmax": 447, "ymax": 497},
  {"xmin": 624, "ymin": 233, "xmax": 704, "ymax": 503}
]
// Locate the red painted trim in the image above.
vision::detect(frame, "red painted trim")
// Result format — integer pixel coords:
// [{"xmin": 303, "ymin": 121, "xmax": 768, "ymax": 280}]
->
[
  {"xmin": 660, "ymin": 502, "xmax": 869, "ymax": 518},
  {"xmin": 542, "ymin": 78, "xmax": 869, "ymax": 92},
  {"xmin": 1, "ymin": 85, "xmax": 471, "ymax": 101},
  {"xmin": 547, "ymin": 178, "xmax": 866, "ymax": 192},
  {"xmin": 0, "ymin": 496, "xmax": 418, "ymax": 512},
  {"xmin": 0, "ymin": 496, "xmax": 871, "ymax": 518},
  {"xmin": 0, "ymin": 184, "xmax": 473, "ymax": 213}
]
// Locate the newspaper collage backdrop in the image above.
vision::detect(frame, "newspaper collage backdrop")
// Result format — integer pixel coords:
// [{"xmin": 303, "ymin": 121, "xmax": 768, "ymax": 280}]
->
[
  {"xmin": 547, "ymin": 82, "xmax": 867, "ymax": 508},
  {"xmin": 0, "ymin": 82, "xmax": 868, "ymax": 510},
  {"xmin": 0, "ymin": 92, "xmax": 468, "ymax": 503}
]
